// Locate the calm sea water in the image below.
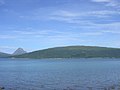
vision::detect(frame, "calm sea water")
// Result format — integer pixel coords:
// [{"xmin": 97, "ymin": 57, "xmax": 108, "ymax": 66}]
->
[{"xmin": 0, "ymin": 58, "xmax": 120, "ymax": 90}]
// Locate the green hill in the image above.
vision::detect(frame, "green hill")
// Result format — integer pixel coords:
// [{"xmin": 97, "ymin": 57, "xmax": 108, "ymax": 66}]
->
[
  {"xmin": 0, "ymin": 52, "xmax": 11, "ymax": 58},
  {"xmin": 11, "ymin": 46, "xmax": 120, "ymax": 59}
]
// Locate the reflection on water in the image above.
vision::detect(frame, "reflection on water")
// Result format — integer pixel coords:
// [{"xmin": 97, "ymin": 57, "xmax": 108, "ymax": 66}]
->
[{"xmin": 0, "ymin": 58, "xmax": 120, "ymax": 90}]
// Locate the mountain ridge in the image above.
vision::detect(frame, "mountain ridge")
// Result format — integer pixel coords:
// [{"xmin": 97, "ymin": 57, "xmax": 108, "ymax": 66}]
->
[
  {"xmin": 0, "ymin": 52, "xmax": 11, "ymax": 58},
  {"xmin": 11, "ymin": 46, "xmax": 120, "ymax": 59}
]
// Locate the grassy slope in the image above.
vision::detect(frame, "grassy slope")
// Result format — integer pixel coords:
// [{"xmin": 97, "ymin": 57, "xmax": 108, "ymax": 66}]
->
[
  {"xmin": 12, "ymin": 46, "xmax": 120, "ymax": 59},
  {"xmin": 0, "ymin": 52, "xmax": 11, "ymax": 58}
]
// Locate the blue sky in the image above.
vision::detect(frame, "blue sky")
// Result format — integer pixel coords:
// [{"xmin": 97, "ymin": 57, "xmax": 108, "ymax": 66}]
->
[{"xmin": 0, "ymin": 0, "xmax": 120, "ymax": 53}]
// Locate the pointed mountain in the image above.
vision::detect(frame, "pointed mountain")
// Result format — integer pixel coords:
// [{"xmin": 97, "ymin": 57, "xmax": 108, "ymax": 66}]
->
[{"xmin": 13, "ymin": 48, "xmax": 27, "ymax": 55}]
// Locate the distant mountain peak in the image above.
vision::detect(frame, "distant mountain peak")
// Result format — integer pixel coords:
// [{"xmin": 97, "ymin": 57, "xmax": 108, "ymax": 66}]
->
[
  {"xmin": 17, "ymin": 48, "xmax": 24, "ymax": 50},
  {"xmin": 13, "ymin": 48, "xmax": 27, "ymax": 55}
]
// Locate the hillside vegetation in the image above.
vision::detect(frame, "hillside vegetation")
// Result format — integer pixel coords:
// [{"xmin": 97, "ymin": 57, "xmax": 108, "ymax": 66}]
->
[
  {"xmin": 11, "ymin": 46, "xmax": 120, "ymax": 59},
  {"xmin": 0, "ymin": 52, "xmax": 11, "ymax": 58}
]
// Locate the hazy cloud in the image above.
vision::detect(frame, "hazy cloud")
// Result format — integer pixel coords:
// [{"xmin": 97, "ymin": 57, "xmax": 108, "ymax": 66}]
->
[
  {"xmin": 49, "ymin": 10, "xmax": 120, "ymax": 25},
  {"xmin": 91, "ymin": 0, "xmax": 120, "ymax": 8},
  {"xmin": 91, "ymin": 0, "xmax": 112, "ymax": 2},
  {"xmin": 0, "ymin": 35, "xmax": 17, "ymax": 39}
]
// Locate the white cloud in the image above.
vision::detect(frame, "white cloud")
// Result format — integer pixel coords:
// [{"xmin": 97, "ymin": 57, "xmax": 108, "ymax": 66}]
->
[
  {"xmin": 49, "ymin": 10, "xmax": 119, "ymax": 25},
  {"xmin": 0, "ymin": 28, "xmax": 105, "ymax": 42},
  {"xmin": 89, "ymin": 10, "xmax": 120, "ymax": 17},
  {"xmin": 99, "ymin": 22, "xmax": 120, "ymax": 30},
  {"xmin": 91, "ymin": 0, "xmax": 111, "ymax": 2},
  {"xmin": 1, "ymin": 26, "xmax": 119, "ymax": 53},
  {"xmin": 51, "ymin": 10, "xmax": 80, "ymax": 17},
  {"xmin": 91, "ymin": 0, "xmax": 120, "ymax": 8},
  {"xmin": 103, "ymin": 30, "xmax": 120, "ymax": 34},
  {"xmin": 12, "ymin": 29, "xmax": 60, "ymax": 36},
  {"xmin": 0, "ymin": 35, "xmax": 17, "ymax": 39},
  {"xmin": 106, "ymin": 0, "xmax": 120, "ymax": 7}
]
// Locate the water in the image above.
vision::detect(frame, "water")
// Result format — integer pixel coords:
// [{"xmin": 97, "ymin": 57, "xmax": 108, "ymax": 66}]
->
[{"xmin": 0, "ymin": 58, "xmax": 120, "ymax": 90}]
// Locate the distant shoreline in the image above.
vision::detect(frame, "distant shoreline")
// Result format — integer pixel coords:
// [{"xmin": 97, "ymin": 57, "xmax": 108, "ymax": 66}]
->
[{"xmin": 1, "ymin": 57, "xmax": 120, "ymax": 60}]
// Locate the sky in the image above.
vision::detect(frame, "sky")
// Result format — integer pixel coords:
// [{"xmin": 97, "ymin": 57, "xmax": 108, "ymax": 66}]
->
[{"xmin": 0, "ymin": 0, "xmax": 120, "ymax": 53}]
